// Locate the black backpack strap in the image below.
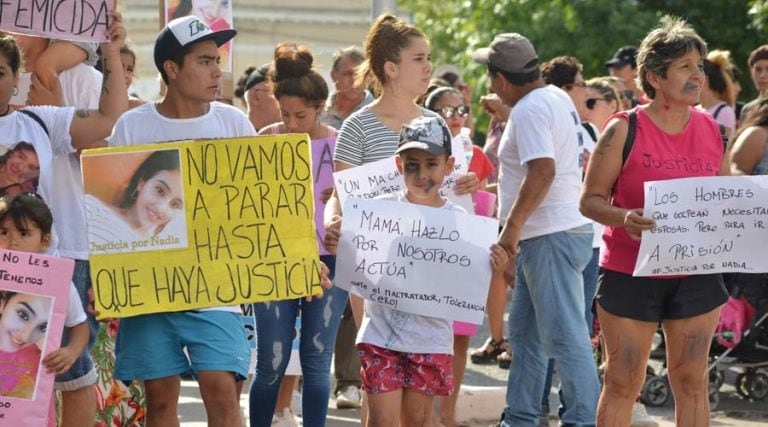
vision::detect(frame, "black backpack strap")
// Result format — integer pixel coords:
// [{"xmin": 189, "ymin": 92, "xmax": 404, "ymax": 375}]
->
[
  {"xmin": 581, "ymin": 122, "xmax": 597, "ymax": 143},
  {"xmin": 713, "ymin": 103, "xmax": 727, "ymax": 120},
  {"xmin": 18, "ymin": 109, "xmax": 49, "ymax": 137},
  {"xmin": 622, "ymin": 108, "xmax": 637, "ymax": 166},
  {"xmin": 718, "ymin": 123, "xmax": 729, "ymax": 150}
]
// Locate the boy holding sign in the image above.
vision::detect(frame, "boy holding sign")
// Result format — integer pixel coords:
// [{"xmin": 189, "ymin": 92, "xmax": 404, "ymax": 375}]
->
[
  {"xmin": 106, "ymin": 16, "xmax": 253, "ymax": 426},
  {"xmin": 328, "ymin": 116, "xmax": 509, "ymax": 425}
]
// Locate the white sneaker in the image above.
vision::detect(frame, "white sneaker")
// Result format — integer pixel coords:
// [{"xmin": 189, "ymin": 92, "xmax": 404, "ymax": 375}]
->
[
  {"xmin": 271, "ymin": 408, "xmax": 299, "ymax": 427},
  {"xmin": 290, "ymin": 390, "xmax": 302, "ymax": 416},
  {"xmin": 631, "ymin": 402, "xmax": 659, "ymax": 427},
  {"xmin": 335, "ymin": 385, "xmax": 362, "ymax": 409}
]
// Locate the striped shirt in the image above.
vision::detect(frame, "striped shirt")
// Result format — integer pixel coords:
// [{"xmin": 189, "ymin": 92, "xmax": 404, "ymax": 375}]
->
[{"xmin": 334, "ymin": 105, "xmax": 439, "ymax": 166}]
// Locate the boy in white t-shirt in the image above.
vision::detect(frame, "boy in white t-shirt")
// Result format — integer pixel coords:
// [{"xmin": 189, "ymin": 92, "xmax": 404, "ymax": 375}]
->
[{"xmin": 329, "ymin": 116, "xmax": 509, "ymax": 425}]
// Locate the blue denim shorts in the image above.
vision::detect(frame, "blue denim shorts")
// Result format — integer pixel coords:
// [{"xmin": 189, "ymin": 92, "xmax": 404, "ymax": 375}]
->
[
  {"xmin": 54, "ymin": 325, "xmax": 97, "ymax": 390},
  {"xmin": 114, "ymin": 311, "xmax": 250, "ymax": 381},
  {"xmin": 55, "ymin": 259, "xmax": 99, "ymax": 390}
]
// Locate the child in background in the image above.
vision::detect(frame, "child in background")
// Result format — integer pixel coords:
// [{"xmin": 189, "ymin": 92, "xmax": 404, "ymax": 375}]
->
[
  {"xmin": 334, "ymin": 116, "xmax": 509, "ymax": 425},
  {"xmin": 0, "ymin": 194, "xmax": 92, "ymax": 425}
]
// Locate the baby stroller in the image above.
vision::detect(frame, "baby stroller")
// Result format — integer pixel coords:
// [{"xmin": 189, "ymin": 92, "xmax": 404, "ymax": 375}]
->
[{"xmin": 640, "ymin": 273, "xmax": 768, "ymax": 410}]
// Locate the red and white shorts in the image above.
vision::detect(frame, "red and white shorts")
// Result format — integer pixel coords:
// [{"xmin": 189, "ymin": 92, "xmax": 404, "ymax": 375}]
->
[{"xmin": 356, "ymin": 343, "xmax": 453, "ymax": 396}]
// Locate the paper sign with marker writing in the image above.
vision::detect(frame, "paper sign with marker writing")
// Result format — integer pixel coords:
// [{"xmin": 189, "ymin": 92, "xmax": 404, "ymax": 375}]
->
[
  {"xmin": 0, "ymin": 0, "xmax": 113, "ymax": 43},
  {"xmin": 634, "ymin": 175, "xmax": 768, "ymax": 276},
  {"xmin": 82, "ymin": 136, "xmax": 322, "ymax": 319},
  {"xmin": 0, "ymin": 249, "xmax": 73, "ymax": 426},
  {"xmin": 334, "ymin": 198, "xmax": 497, "ymax": 324},
  {"xmin": 332, "ymin": 138, "xmax": 472, "ymax": 213}
]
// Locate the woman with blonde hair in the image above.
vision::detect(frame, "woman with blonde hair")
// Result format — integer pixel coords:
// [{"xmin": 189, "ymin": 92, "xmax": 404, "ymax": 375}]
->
[{"xmin": 700, "ymin": 51, "xmax": 737, "ymax": 140}]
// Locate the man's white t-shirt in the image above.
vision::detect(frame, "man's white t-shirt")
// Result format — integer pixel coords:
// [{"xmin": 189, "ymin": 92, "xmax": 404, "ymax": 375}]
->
[
  {"xmin": 356, "ymin": 192, "xmax": 463, "ymax": 355},
  {"xmin": 498, "ymin": 85, "xmax": 589, "ymax": 240},
  {"xmin": 108, "ymin": 101, "xmax": 256, "ymax": 313},
  {"xmin": 51, "ymin": 63, "xmax": 102, "ymax": 260}
]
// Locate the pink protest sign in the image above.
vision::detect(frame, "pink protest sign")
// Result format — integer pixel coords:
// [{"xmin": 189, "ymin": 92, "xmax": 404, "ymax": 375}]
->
[
  {"xmin": 0, "ymin": 0, "xmax": 114, "ymax": 43},
  {"xmin": 312, "ymin": 137, "xmax": 336, "ymax": 256},
  {"xmin": 0, "ymin": 249, "xmax": 74, "ymax": 426}
]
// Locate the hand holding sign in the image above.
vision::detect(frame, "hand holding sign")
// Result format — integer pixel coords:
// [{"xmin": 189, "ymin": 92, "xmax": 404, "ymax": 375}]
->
[{"xmin": 624, "ymin": 208, "xmax": 655, "ymax": 241}]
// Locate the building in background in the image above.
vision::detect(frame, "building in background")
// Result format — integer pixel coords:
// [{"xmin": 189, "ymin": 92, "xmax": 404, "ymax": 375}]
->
[{"xmin": 123, "ymin": 0, "xmax": 373, "ymax": 104}]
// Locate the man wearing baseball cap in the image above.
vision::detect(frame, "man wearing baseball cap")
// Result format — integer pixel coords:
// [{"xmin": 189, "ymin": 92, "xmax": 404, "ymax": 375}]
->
[
  {"xmin": 108, "ymin": 15, "xmax": 254, "ymax": 426},
  {"xmin": 605, "ymin": 45, "xmax": 647, "ymax": 105},
  {"xmin": 474, "ymin": 33, "xmax": 600, "ymax": 426}
]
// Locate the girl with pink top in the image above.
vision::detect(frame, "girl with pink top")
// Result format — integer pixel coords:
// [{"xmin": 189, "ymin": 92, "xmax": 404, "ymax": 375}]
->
[{"xmin": 580, "ymin": 17, "xmax": 729, "ymax": 426}]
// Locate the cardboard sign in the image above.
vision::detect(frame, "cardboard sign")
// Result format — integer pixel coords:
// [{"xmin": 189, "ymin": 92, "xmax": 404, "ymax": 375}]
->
[
  {"xmin": 0, "ymin": 249, "xmax": 73, "ymax": 426},
  {"xmin": 82, "ymin": 136, "xmax": 322, "ymax": 318},
  {"xmin": 634, "ymin": 175, "xmax": 768, "ymax": 276},
  {"xmin": 333, "ymin": 137, "xmax": 473, "ymax": 214},
  {"xmin": 335, "ymin": 198, "xmax": 497, "ymax": 324},
  {"xmin": 0, "ymin": 0, "xmax": 113, "ymax": 43}
]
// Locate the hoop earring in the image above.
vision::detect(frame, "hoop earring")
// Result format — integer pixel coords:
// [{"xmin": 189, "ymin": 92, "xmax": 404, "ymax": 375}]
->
[{"xmin": 12, "ymin": 86, "xmax": 18, "ymax": 96}]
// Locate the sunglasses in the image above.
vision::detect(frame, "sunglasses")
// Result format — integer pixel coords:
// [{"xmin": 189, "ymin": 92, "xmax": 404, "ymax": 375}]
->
[
  {"xmin": 437, "ymin": 105, "xmax": 470, "ymax": 119},
  {"xmin": 586, "ymin": 98, "xmax": 607, "ymax": 110}
]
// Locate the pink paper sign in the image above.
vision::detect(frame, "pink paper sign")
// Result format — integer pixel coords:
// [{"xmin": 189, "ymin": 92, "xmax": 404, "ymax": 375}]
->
[
  {"xmin": 312, "ymin": 137, "xmax": 336, "ymax": 256},
  {"xmin": 0, "ymin": 0, "xmax": 114, "ymax": 43},
  {"xmin": 0, "ymin": 249, "xmax": 74, "ymax": 426}
]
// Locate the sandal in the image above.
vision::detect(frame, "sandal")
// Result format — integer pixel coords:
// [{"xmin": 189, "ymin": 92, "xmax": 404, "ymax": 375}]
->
[
  {"xmin": 497, "ymin": 350, "xmax": 512, "ymax": 369},
  {"xmin": 470, "ymin": 337, "xmax": 509, "ymax": 364}
]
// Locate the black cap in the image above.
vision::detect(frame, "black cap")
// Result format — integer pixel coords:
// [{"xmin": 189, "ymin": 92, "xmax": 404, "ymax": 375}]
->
[
  {"xmin": 244, "ymin": 63, "xmax": 271, "ymax": 92},
  {"xmin": 396, "ymin": 116, "xmax": 452, "ymax": 156},
  {"xmin": 154, "ymin": 16, "xmax": 237, "ymax": 74},
  {"xmin": 605, "ymin": 46, "xmax": 638, "ymax": 69}
]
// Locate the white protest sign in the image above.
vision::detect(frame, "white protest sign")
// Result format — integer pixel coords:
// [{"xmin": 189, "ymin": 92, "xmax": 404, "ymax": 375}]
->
[
  {"xmin": 333, "ymin": 138, "xmax": 473, "ymax": 212},
  {"xmin": 634, "ymin": 175, "xmax": 768, "ymax": 276},
  {"xmin": 335, "ymin": 197, "xmax": 498, "ymax": 324}
]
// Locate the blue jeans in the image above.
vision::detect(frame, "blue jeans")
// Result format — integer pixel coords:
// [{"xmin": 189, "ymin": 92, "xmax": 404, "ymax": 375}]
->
[
  {"xmin": 501, "ymin": 225, "xmax": 599, "ymax": 427},
  {"xmin": 249, "ymin": 256, "xmax": 347, "ymax": 427},
  {"xmin": 541, "ymin": 248, "xmax": 599, "ymax": 412}
]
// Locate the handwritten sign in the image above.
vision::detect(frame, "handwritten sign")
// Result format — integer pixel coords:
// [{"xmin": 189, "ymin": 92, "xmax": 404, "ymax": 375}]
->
[
  {"xmin": 634, "ymin": 175, "xmax": 768, "ymax": 276},
  {"xmin": 312, "ymin": 138, "xmax": 335, "ymax": 255},
  {"xmin": 334, "ymin": 198, "xmax": 497, "ymax": 324},
  {"xmin": 0, "ymin": 0, "xmax": 113, "ymax": 43},
  {"xmin": 0, "ymin": 249, "xmax": 73, "ymax": 426},
  {"xmin": 333, "ymin": 138, "xmax": 473, "ymax": 213},
  {"xmin": 82, "ymin": 136, "xmax": 322, "ymax": 318}
]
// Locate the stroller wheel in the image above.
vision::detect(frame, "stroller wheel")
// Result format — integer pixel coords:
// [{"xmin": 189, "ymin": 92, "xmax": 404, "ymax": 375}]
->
[
  {"xmin": 641, "ymin": 376, "xmax": 670, "ymax": 407},
  {"xmin": 709, "ymin": 369, "xmax": 725, "ymax": 390},
  {"xmin": 746, "ymin": 371, "xmax": 768, "ymax": 401},
  {"xmin": 708, "ymin": 383, "xmax": 719, "ymax": 411},
  {"xmin": 736, "ymin": 373, "xmax": 751, "ymax": 399}
]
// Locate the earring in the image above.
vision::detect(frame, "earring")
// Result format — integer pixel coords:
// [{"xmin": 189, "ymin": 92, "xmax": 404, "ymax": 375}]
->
[{"xmin": 12, "ymin": 86, "xmax": 18, "ymax": 96}]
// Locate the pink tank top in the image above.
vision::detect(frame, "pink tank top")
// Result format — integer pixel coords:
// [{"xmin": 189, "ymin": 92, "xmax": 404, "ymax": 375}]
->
[{"xmin": 601, "ymin": 107, "xmax": 724, "ymax": 274}]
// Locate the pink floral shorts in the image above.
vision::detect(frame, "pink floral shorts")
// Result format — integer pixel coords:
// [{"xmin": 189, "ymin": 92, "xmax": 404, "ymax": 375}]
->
[{"xmin": 356, "ymin": 343, "xmax": 453, "ymax": 396}]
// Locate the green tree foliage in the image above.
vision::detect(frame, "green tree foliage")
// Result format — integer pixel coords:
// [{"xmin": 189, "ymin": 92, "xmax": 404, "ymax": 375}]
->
[{"xmin": 401, "ymin": 0, "xmax": 766, "ymax": 125}]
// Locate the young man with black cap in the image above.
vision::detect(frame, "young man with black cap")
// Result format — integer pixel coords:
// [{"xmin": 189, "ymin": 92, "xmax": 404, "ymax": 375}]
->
[
  {"xmin": 108, "ymin": 15, "xmax": 255, "ymax": 427},
  {"xmin": 473, "ymin": 33, "xmax": 600, "ymax": 427},
  {"xmin": 605, "ymin": 45, "xmax": 647, "ymax": 106}
]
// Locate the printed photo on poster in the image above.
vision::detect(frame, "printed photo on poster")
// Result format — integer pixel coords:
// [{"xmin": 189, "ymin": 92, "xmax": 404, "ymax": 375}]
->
[
  {"xmin": 0, "ymin": 142, "xmax": 40, "ymax": 198},
  {"xmin": 82, "ymin": 149, "xmax": 188, "ymax": 255},
  {"xmin": 0, "ymin": 290, "xmax": 53, "ymax": 400},
  {"xmin": 164, "ymin": 0, "xmax": 233, "ymax": 71}
]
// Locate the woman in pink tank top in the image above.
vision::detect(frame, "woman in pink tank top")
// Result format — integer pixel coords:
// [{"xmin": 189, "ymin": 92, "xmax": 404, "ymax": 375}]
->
[{"xmin": 580, "ymin": 17, "xmax": 729, "ymax": 426}]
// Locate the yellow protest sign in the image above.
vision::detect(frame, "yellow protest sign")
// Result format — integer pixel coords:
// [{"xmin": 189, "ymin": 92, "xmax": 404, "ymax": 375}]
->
[{"xmin": 81, "ymin": 135, "xmax": 322, "ymax": 318}]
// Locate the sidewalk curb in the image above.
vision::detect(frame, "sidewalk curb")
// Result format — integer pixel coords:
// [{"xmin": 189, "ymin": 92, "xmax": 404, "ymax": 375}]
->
[{"xmin": 455, "ymin": 385, "xmax": 506, "ymax": 424}]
